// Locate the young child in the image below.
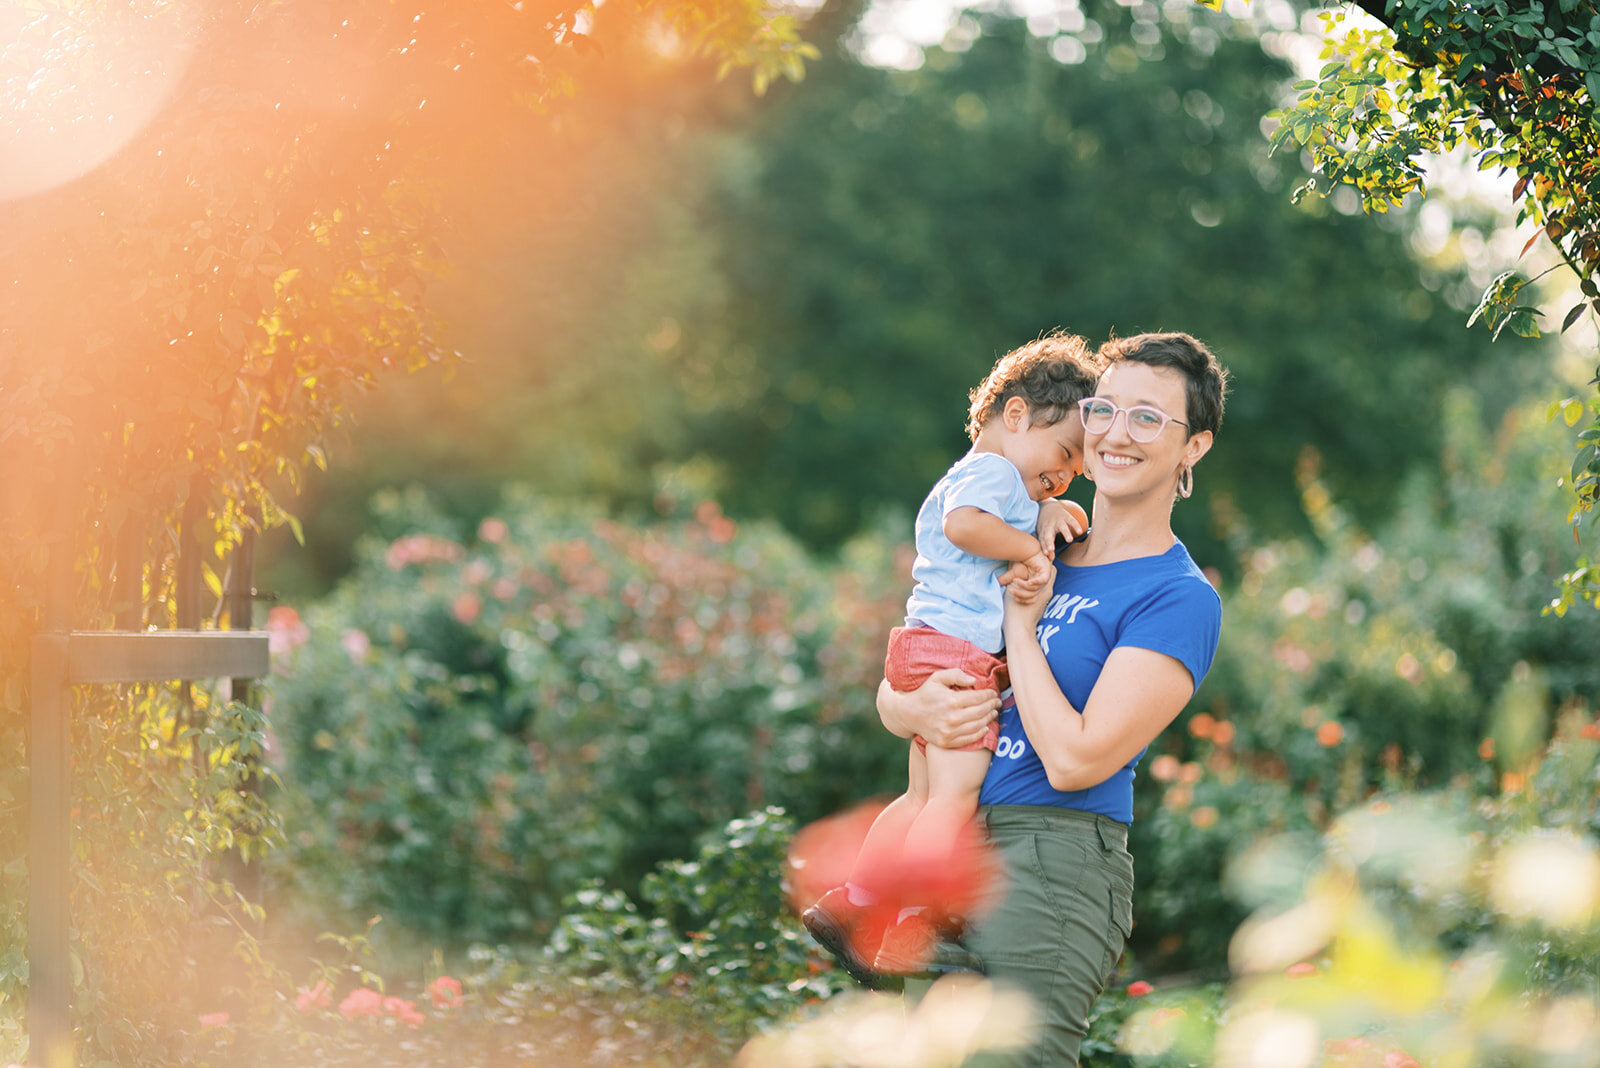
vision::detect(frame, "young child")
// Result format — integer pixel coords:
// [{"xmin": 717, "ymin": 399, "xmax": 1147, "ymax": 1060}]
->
[{"xmin": 802, "ymin": 333, "xmax": 1099, "ymax": 985}]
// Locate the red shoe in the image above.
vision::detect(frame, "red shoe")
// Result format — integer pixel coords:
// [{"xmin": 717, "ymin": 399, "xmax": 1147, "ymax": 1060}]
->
[
  {"xmin": 872, "ymin": 912, "xmax": 939, "ymax": 975},
  {"xmin": 801, "ymin": 887, "xmax": 897, "ymax": 990}
]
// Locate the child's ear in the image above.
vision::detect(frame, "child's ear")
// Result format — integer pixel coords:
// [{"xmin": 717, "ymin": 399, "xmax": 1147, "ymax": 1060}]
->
[{"xmin": 1002, "ymin": 395, "xmax": 1029, "ymax": 430}]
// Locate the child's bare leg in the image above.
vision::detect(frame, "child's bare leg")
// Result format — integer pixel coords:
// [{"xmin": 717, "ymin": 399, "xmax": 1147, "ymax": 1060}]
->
[
  {"xmin": 844, "ymin": 742, "xmax": 927, "ymax": 892},
  {"xmin": 900, "ymin": 744, "xmax": 990, "ymax": 886}
]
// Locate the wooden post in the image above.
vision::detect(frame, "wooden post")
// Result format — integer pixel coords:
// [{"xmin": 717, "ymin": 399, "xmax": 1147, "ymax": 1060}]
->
[
  {"xmin": 28, "ymin": 531, "xmax": 75, "ymax": 1068},
  {"xmin": 176, "ymin": 487, "xmax": 204, "ymax": 776},
  {"xmin": 226, "ymin": 521, "xmax": 262, "ymax": 913}
]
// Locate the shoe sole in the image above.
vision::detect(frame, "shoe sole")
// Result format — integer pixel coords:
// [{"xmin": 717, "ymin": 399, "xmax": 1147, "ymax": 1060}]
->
[{"xmin": 801, "ymin": 904, "xmax": 901, "ymax": 992}]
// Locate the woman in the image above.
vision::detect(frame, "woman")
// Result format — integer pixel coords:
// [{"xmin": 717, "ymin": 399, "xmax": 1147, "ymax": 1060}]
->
[{"xmin": 877, "ymin": 331, "xmax": 1227, "ymax": 1065}]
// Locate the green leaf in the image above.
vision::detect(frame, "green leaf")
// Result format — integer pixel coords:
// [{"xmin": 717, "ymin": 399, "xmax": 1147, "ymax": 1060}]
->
[{"xmin": 1562, "ymin": 302, "xmax": 1588, "ymax": 332}]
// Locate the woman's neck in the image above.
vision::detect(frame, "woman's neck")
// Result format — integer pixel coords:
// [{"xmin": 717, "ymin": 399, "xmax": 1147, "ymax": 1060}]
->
[{"xmin": 1067, "ymin": 495, "xmax": 1177, "ymax": 565}]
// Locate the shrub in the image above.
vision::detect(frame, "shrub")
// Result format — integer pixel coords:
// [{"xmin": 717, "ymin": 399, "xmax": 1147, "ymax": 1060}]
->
[
  {"xmin": 1128, "ymin": 394, "xmax": 1600, "ymax": 973},
  {"xmin": 543, "ymin": 807, "xmax": 843, "ymax": 1052},
  {"xmin": 265, "ymin": 490, "xmax": 909, "ymax": 944}
]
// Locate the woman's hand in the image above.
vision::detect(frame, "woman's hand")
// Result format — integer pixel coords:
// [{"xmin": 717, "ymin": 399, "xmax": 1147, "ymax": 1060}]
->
[{"xmin": 877, "ymin": 669, "xmax": 1000, "ymax": 750}]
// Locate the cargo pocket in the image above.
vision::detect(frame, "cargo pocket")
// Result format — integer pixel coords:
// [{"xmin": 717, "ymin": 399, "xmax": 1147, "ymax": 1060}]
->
[{"xmin": 1099, "ymin": 883, "xmax": 1135, "ymax": 988}]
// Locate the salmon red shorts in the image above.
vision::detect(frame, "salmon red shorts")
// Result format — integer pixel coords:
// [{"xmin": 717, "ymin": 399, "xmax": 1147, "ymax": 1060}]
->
[{"xmin": 884, "ymin": 625, "xmax": 1006, "ymax": 753}]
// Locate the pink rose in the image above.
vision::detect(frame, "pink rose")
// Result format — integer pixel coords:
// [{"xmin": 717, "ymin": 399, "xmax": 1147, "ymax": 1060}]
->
[
  {"xmin": 338, "ymin": 987, "xmax": 384, "ymax": 1019},
  {"xmin": 341, "ymin": 629, "xmax": 371, "ymax": 663},
  {"xmin": 294, "ymin": 979, "xmax": 332, "ymax": 1014}
]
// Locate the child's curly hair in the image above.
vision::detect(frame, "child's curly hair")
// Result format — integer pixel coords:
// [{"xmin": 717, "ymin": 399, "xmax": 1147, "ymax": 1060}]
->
[{"xmin": 966, "ymin": 331, "xmax": 1101, "ymax": 442}]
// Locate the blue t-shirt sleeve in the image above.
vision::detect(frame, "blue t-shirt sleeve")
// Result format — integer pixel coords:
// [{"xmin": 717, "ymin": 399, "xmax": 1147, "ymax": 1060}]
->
[
  {"xmin": 940, "ymin": 455, "xmax": 1031, "ymax": 527},
  {"xmin": 1116, "ymin": 579, "xmax": 1221, "ymax": 690}
]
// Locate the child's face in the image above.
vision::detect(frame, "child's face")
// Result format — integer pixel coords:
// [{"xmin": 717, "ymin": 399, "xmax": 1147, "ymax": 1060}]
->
[{"xmin": 1001, "ymin": 403, "xmax": 1085, "ymax": 502}]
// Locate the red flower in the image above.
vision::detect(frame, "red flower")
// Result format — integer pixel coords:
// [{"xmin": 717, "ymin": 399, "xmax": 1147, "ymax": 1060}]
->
[
  {"xmin": 294, "ymin": 980, "xmax": 332, "ymax": 1014},
  {"xmin": 338, "ymin": 987, "xmax": 384, "ymax": 1019},
  {"xmin": 787, "ymin": 800, "xmax": 1002, "ymax": 966},
  {"xmin": 426, "ymin": 975, "xmax": 464, "ymax": 1010},
  {"xmin": 1126, "ymin": 980, "xmax": 1154, "ymax": 997}
]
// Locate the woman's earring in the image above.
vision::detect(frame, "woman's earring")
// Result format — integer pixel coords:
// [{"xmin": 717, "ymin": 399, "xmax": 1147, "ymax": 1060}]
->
[{"xmin": 1177, "ymin": 465, "xmax": 1194, "ymax": 499}]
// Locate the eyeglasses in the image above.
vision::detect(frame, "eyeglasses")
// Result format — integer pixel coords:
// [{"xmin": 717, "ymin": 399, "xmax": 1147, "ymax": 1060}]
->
[{"xmin": 1078, "ymin": 397, "xmax": 1188, "ymax": 443}]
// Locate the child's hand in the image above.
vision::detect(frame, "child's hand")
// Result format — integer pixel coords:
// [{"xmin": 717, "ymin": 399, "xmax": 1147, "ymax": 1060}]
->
[
  {"xmin": 1004, "ymin": 552, "xmax": 1055, "ymax": 624},
  {"xmin": 1036, "ymin": 499, "xmax": 1089, "ymax": 558},
  {"xmin": 999, "ymin": 550, "xmax": 1053, "ymax": 600}
]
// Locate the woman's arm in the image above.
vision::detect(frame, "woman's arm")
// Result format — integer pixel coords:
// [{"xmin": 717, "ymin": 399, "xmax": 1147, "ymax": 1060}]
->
[
  {"xmin": 876, "ymin": 669, "xmax": 1001, "ymax": 748},
  {"xmin": 1001, "ymin": 591, "xmax": 1196, "ymax": 792}
]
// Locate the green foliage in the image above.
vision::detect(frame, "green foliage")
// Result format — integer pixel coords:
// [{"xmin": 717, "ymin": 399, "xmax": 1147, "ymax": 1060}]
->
[
  {"xmin": 543, "ymin": 808, "xmax": 843, "ymax": 1052},
  {"xmin": 1, "ymin": 2, "xmax": 817, "ymax": 1061},
  {"xmin": 0, "ymin": 689, "xmax": 283, "ymax": 1066},
  {"xmin": 266, "ymin": 491, "xmax": 909, "ymax": 944},
  {"xmin": 1259, "ymin": 0, "xmax": 1600, "ymax": 610},
  {"xmin": 680, "ymin": 5, "xmax": 1521, "ymax": 558},
  {"xmin": 1128, "ymin": 391, "xmax": 1600, "ymax": 973}
]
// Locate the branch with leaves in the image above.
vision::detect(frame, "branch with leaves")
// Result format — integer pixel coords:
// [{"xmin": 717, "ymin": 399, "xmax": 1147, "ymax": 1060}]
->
[{"xmin": 1207, "ymin": 0, "xmax": 1600, "ymax": 611}]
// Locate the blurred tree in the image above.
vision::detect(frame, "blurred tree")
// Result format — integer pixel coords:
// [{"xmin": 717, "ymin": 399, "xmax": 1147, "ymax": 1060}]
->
[
  {"xmin": 1255, "ymin": 0, "xmax": 1600, "ymax": 609},
  {"xmin": 0, "ymin": 0, "xmax": 818, "ymax": 1057},
  {"xmin": 679, "ymin": 2, "xmax": 1540, "ymax": 559}
]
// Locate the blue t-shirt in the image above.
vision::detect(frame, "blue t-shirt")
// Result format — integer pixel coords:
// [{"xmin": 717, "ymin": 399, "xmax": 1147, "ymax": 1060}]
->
[
  {"xmin": 904, "ymin": 452, "xmax": 1041, "ymax": 655},
  {"xmin": 978, "ymin": 540, "xmax": 1221, "ymax": 823}
]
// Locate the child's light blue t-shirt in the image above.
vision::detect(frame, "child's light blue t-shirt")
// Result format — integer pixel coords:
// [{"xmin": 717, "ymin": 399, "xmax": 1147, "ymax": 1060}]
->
[{"xmin": 904, "ymin": 451, "xmax": 1040, "ymax": 654}]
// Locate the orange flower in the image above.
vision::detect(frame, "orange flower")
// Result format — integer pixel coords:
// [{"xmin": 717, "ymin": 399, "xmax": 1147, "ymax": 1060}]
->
[
  {"xmin": 1210, "ymin": 720, "xmax": 1236, "ymax": 746},
  {"xmin": 478, "ymin": 517, "xmax": 509, "ymax": 544},
  {"xmin": 1148, "ymin": 754, "xmax": 1181, "ymax": 783},
  {"xmin": 1581, "ymin": 722, "xmax": 1600, "ymax": 741},
  {"xmin": 1479, "ymin": 737, "xmax": 1496, "ymax": 760},
  {"xmin": 1126, "ymin": 980, "xmax": 1154, "ymax": 997},
  {"xmin": 1190, "ymin": 806, "xmax": 1219, "ymax": 829},
  {"xmin": 426, "ymin": 976, "xmax": 463, "ymax": 1010},
  {"xmin": 1316, "ymin": 721, "xmax": 1344, "ymax": 747},
  {"xmin": 1501, "ymin": 771, "xmax": 1526, "ymax": 794},
  {"xmin": 452, "ymin": 592, "xmax": 482, "ymax": 624},
  {"xmin": 1188, "ymin": 712, "xmax": 1216, "ymax": 739}
]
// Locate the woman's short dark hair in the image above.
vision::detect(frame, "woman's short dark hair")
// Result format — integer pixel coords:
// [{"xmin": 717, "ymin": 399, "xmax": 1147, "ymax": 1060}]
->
[
  {"xmin": 966, "ymin": 332, "xmax": 1101, "ymax": 442},
  {"xmin": 1097, "ymin": 332, "xmax": 1228, "ymax": 437}
]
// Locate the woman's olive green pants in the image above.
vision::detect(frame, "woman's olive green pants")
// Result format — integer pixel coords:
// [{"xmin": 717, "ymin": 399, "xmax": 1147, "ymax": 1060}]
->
[{"xmin": 963, "ymin": 805, "xmax": 1136, "ymax": 1067}]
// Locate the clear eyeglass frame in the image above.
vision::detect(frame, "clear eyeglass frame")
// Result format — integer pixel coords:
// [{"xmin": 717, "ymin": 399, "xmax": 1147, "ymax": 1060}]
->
[{"xmin": 1077, "ymin": 397, "xmax": 1188, "ymax": 443}]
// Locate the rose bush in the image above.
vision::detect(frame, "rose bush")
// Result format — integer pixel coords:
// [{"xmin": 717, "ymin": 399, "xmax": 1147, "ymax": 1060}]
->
[{"xmin": 264, "ymin": 490, "xmax": 910, "ymax": 944}]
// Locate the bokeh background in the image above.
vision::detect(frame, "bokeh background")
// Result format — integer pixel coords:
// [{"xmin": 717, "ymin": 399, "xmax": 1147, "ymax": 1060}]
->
[{"xmin": 3, "ymin": 0, "xmax": 1598, "ymax": 1065}]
